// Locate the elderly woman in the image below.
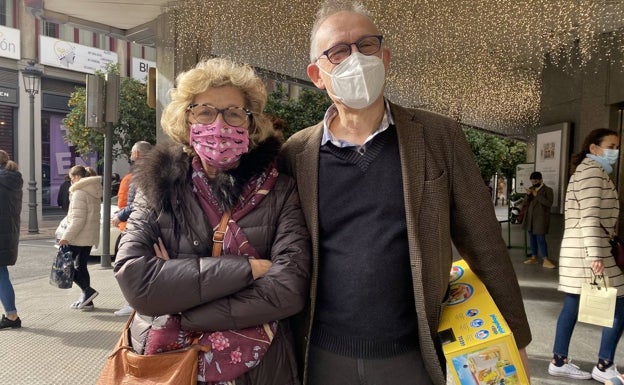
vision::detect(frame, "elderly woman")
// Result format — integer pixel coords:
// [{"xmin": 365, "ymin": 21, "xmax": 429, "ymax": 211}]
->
[{"xmin": 113, "ymin": 58, "xmax": 311, "ymax": 385}]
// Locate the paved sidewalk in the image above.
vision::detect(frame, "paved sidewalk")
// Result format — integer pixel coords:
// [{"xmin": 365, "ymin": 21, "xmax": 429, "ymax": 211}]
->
[
  {"xmin": 1, "ymin": 217, "xmax": 128, "ymax": 385},
  {"xmin": 0, "ymin": 267, "xmax": 127, "ymax": 385},
  {"xmin": 19, "ymin": 217, "xmax": 63, "ymax": 241},
  {"xmin": 3, "ymin": 209, "xmax": 624, "ymax": 384}
]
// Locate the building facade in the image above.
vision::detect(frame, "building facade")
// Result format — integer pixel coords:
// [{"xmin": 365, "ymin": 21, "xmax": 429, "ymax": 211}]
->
[{"xmin": 1, "ymin": 0, "xmax": 155, "ymax": 224}]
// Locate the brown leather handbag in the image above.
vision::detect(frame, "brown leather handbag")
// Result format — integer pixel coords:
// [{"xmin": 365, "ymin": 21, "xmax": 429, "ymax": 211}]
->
[{"xmin": 96, "ymin": 312, "xmax": 208, "ymax": 385}]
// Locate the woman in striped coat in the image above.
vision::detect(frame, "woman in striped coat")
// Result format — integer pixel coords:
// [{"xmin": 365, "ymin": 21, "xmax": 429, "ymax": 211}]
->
[{"xmin": 548, "ymin": 128, "xmax": 624, "ymax": 383}]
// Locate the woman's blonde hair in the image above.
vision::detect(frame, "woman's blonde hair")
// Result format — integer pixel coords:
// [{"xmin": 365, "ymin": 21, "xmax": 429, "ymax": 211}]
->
[
  {"xmin": 0, "ymin": 149, "xmax": 8, "ymax": 166},
  {"xmin": 161, "ymin": 57, "xmax": 276, "ymax": 153},
  {"xmin": 0, "ymin": 150, "xmax": 18, "ymax": 171},
  {"xmin": 69, "ymin": 165, "xmax": 87, "ymax": 178}
]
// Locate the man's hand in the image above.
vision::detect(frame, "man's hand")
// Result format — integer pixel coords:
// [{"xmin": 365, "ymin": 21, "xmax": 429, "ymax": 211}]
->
[
  {"xmin": 111, "ymin": 216, "xmax": 122, "ymax": 227},
  {"xmin": 249, "ymin": 259, "xmax": 272, "ymax": 280}
]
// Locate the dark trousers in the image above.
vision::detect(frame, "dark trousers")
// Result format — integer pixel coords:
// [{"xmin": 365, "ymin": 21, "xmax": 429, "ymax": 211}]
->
[
  {"xmin": 69, "ymin": 245, "xmax": 93, "ymax": 293},
  {"xmin": 307, "ymin": 345, "xmax": 434, "ymax": 385}
]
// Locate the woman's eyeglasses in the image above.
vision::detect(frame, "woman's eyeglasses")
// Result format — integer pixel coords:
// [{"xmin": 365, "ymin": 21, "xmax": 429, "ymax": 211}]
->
[{"xmin": 187, "ymin": 104, "xmax": 252, "ymax": 127}]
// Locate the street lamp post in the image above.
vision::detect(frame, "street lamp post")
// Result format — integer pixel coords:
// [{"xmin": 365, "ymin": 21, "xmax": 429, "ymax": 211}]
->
[{"xmin": 23, "ymin": 60, "xmax": 42, "ymax": 234}]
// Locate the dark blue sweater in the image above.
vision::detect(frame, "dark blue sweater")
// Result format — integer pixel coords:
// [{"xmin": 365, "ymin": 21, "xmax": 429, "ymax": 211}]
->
[{"xmin": 311, "ymin": 127, "xmax": 419, "ymax": 359}]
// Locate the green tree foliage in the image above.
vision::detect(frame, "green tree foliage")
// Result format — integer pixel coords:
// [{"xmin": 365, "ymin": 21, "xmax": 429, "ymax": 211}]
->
[
  {"xmin": 265, "ymin": 83, "xmax": 332, "ymax": 138},
  {"xmin": 463, "ymin": 127, "xmax": 527, "ymax": 181},
  {"xmin": 62, "ymin": 70, "xmax": 156, "ymax": 163},
  {"xmin": 499, "ymin": 138, "xmax": 527, "ymax": 179}
]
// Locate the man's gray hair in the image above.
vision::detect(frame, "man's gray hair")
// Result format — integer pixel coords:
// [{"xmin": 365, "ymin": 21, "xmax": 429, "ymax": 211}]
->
[
  {"xmin": 309, "ymin": 0, "xmax": 372, "ymax": 62},
  {"xmin": 132, "ymin": 141, "xmax": 152, "ymax": 154}
]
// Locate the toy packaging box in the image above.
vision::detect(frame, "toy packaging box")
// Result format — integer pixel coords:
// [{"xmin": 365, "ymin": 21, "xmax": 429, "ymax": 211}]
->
[{"xmin": 438, "ymin": 259, "xmax": 529, "ymax": 385}]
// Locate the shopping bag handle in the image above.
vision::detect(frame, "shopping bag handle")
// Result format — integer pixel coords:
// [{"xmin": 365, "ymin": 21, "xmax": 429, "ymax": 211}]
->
[{"xmin": 590, "ymin": 270, "xmax": 607, "ymax": 289}]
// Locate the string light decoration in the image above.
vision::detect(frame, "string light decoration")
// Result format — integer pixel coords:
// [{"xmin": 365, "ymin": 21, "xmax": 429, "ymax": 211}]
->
[{"xmin": 165, "ymin": 0, "xmax": 624, "ymax": 139}]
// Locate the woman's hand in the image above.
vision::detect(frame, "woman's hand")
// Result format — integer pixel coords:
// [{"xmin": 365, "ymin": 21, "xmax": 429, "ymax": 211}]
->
[
  {"xmin": 58, "ymin": 239, "xmax": 69, "ymax": 246},
  {"xmin": 591, "ymin": 259, "xmax": 605, "ymax": 275},
  {"xmin": 153, "ymin": 237, "xmax": 170, "ymax": 260},
  {"xmin": 249, "ymin": 258, "xmax": 272, "ymax": 280}
]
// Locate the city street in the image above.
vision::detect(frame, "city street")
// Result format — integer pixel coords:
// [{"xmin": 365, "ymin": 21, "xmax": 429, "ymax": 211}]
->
[
  {"xmin": 1, "ymin": 234, "xmax": 128, "ymax": 385},
  {"xmin": 12, "ymin": 238, "xmax": 61, "ymax": 284},
  {"xmin": 4, "ymin": 217, "xmax": 624, "ymax": 384}
]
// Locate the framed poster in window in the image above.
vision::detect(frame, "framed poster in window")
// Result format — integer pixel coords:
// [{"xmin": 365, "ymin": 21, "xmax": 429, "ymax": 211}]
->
[{"xmin": 535, "ymin": 123, "xmax": 572, "ymax": 214}]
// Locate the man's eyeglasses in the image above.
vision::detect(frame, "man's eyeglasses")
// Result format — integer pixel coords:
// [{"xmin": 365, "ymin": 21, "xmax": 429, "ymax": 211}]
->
[
  {"xmin": 318, "ymin": 35, "xmax": 383, "ymax": 65},
  {"xmin": 187, "ymin": 104, "xmax": 252, "ymax": 127}
]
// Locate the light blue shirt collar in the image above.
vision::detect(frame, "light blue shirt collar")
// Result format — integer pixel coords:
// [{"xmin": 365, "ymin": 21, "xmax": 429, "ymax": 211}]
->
[{"xmin": 320, "ymin": 98, "xmax": 395, "ymax": 148}]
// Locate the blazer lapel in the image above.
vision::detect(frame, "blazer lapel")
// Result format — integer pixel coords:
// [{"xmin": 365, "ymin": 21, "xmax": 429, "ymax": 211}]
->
[
  {"xmin": 295, "ymin": 123, "xmax": 322, "ymax": 234},
  {"xmin": 391, "ymin": 103, "xmax": 426, "ymax": 244}
]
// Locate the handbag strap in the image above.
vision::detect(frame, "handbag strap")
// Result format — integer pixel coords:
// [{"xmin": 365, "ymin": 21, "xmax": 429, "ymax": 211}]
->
[
  {"xmin": 600, "ymin": 223, "xmax": 615, "ymax": 239},
  {"xmin": 212, "ymin": 211, "xmax": 231, "ymax": 257},
  {"xmin": 117, "ymin": 312, "xmax": 209, "ymax": 356}
]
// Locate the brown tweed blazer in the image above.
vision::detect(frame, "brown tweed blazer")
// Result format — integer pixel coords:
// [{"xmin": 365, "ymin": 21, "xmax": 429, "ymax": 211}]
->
[{"xmin": 280, "ymin": 101, "xmax": 532, "ymax": 385}]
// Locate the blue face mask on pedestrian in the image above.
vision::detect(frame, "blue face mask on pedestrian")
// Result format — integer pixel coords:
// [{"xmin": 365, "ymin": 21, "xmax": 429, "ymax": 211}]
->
[
  {"xmin": 600, "ymin": 148, "xmax": 620, "ymax": 165},
  {"xmin": 587, "ymin": 147, "xmax": 619, "ymax": 174}
]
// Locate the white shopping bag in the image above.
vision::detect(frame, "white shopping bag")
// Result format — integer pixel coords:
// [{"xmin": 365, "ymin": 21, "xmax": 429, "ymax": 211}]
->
[{"xmin": 578, "ymin": 274, "xmax": 617, "ymax": 328}]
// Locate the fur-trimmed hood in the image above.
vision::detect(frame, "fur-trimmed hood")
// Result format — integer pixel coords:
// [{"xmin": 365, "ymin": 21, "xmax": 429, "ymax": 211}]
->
[
  {"xmin": 133, "ymin": 136, "xmax": 282, "ymax": 214},
  {"xmin": 69, "ymin": 176, "xmax": 103, "ymax": 200}
]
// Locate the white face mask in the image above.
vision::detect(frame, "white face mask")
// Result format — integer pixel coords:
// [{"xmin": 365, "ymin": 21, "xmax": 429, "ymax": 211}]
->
[{"xmin": 318, "ymin": 52, "xmax": 386, "ymax": 109}]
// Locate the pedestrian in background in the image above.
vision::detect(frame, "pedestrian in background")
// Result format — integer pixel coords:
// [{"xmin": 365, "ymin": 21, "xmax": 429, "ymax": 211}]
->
[
  {"xmin": 57, "ymin": 174, "xmax": 71, "ymax": 213},
  {"xmin": 58, "ymin": 165, "xmax": 102, "ymax": 311},
  {"xmin": 0, "ymin": 149, "xmax": 23, "ymax": 329},
  {"xmin": 522, "ymin": 171, "xmax": 556, "ymax": 269},
  {"xmin": 111, "ymin": 173, "xmax": 121, "ymax": 197},
  {"xmin": 280, "ymin": 1, "xmax": 532, "ymax": 384},
  {"xmin": 111, "ymin": 140, "xmax": 152, "ymax": 317},
  {"xmin": 548, "ymin": 128, "xmax": 624, "ymax": 383},
  {"xmin": 111, "ymin": 141, "xmax": 152, "ymax": 232},
  {"xmin": 85, "ymin": 166, "xmax": 97, "ymax": 177}
]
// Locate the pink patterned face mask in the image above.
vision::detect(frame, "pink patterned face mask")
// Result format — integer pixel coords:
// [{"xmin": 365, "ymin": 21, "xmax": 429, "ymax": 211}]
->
[{"xmin": 190, "ymin": 121, "xmax": 249, "ymax": 169}]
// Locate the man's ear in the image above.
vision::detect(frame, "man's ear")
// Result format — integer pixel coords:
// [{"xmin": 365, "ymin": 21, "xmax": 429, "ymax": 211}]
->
[
  {"xmin": 382, "ymin": 47, "xmax": 391, "ymax": 73},
  {"xmin": 307, "ymin": 63, "xmax": 326, "ymax": 90}
]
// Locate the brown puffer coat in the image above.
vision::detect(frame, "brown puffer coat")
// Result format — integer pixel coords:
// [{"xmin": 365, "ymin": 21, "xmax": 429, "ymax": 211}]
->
[{"xmin": 114, "ymin": 137, "xmax": 311, "ymax": 385}]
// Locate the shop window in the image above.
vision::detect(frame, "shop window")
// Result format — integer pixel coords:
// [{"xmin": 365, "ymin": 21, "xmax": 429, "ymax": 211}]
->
[
  {"xmin": 42, "ymin": 20, "xmax": 59, "ymax": 38},
  {"xmin": 0, "ymin": 105, "xmax": 14, "ymax": 157}
]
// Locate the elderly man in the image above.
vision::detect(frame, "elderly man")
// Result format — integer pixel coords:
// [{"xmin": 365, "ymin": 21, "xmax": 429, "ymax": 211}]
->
[
  {"xmin": 111, "ymin": 140, "xmax": 152, "ymax": 317},
  {"xmin": 111, "ymin": 141, "xmax": 153, "ymax": 231},
  {"xmin": 280, "ymin": 1, "xmax": 533, "ymax": 384}
]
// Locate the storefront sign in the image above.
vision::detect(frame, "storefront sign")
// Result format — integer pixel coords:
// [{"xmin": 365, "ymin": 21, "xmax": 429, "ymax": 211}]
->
[
  {"xmin": 0, "ymin": 86, "xmax": 17, "ymax": 104},
  {"xmin": 39, "ymin": 36, "xmax": 118, "ymax": 74},
  {"xmin": 131, "ymin": 57, "xmax": 156, "ymax": 83},
  {"xmin": 49, "ymin": 115, "xmax": 98, "ymax": 204},
  {"xmin": 0, "ymin": 26, "xmax": 20, "ymax": 60}
]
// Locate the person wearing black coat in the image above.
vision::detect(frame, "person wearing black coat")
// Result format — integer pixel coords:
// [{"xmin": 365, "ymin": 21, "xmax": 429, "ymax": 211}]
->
[
  {"xmin": 0, "ymin": 149, "xmax": 23, "ymax": 329},
  {"xmin": 57, "ymin": 174, "xmax": 71, "ymax": 212}
]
